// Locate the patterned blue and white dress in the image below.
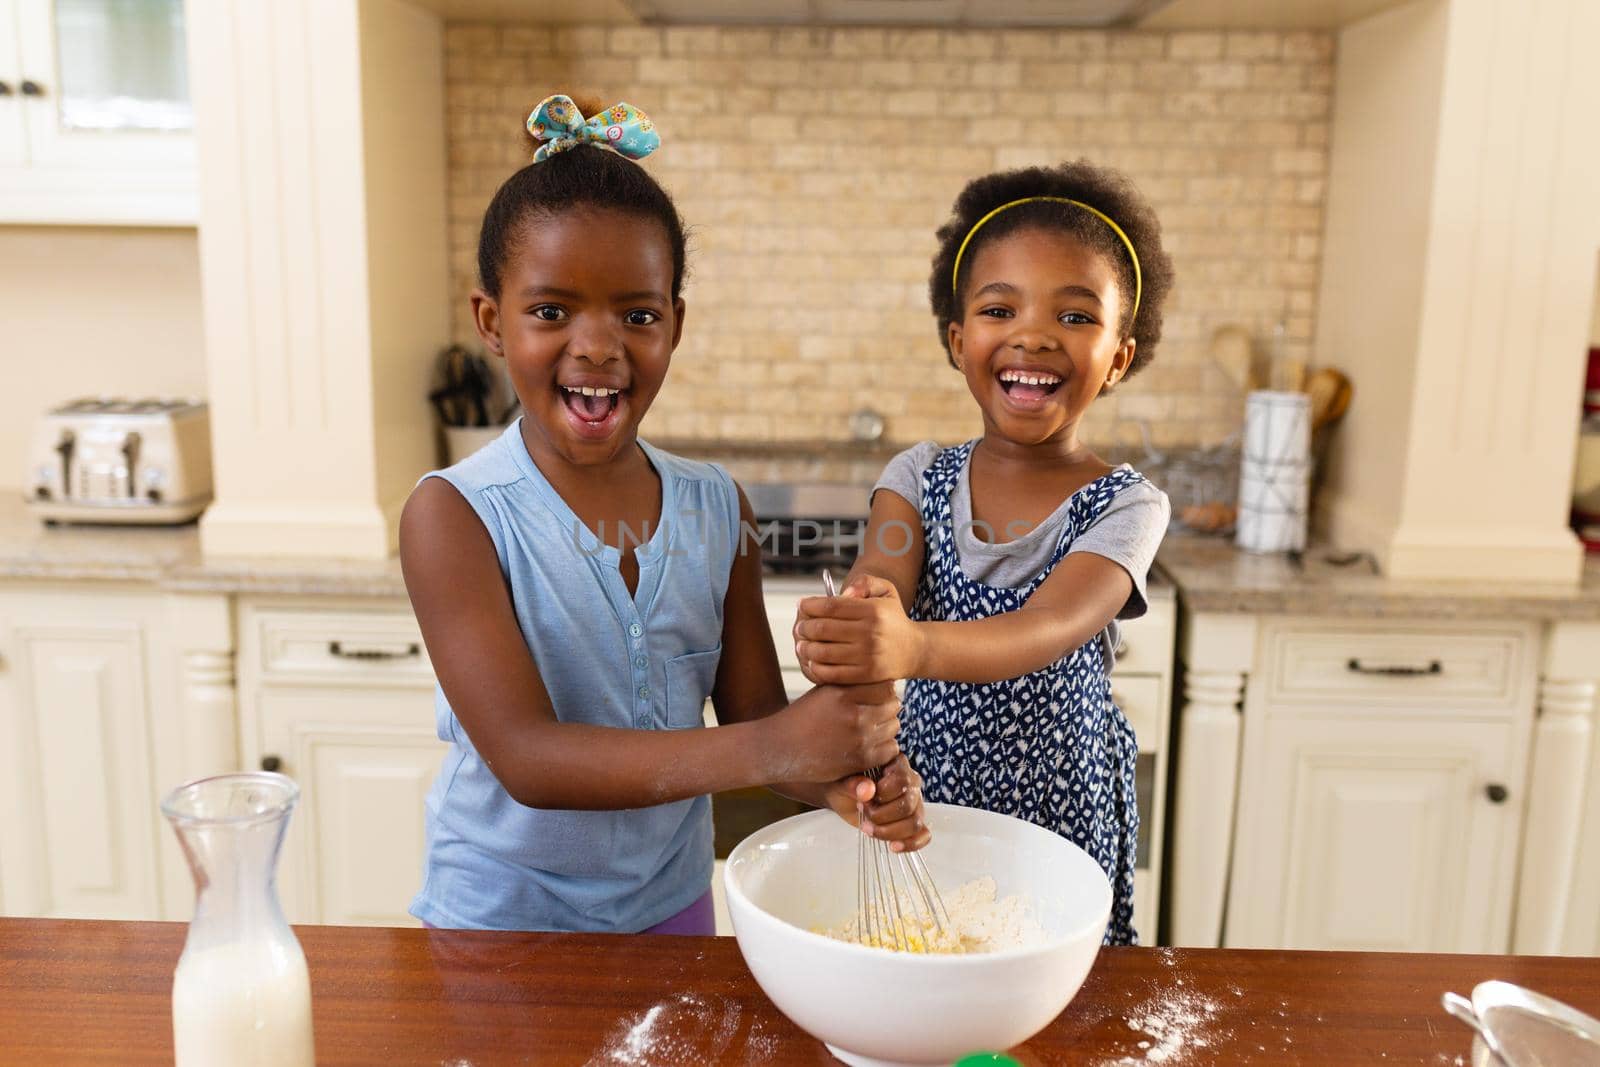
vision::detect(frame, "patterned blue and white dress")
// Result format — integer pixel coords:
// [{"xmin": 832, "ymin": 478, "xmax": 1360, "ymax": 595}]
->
[{"xmin": 899, "ymin": 441, "xmax": 1144, "ymax": 946}]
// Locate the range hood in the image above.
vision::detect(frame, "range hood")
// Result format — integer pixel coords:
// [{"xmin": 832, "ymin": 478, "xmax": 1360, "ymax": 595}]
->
[
  {"xmin": 411, "ymin": 0, "xmax": 1399, "ymax": 30},
  {"xmin": 628, "ymin": 0, "xmax": 1176, "ymax": 27}
]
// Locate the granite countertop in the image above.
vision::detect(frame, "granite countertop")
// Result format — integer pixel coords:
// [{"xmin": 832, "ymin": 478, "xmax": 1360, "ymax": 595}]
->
[
  {"xmin": 1157, "ymin": 532, "xmax": 1600, "ymax": 621},
  {"xmin": 0, "ymin": 498, "xmax": 408, "ymax": 598},
  {"xmin": 6, "ymin": 497, "xmax": 1600, "ymax": 620}
]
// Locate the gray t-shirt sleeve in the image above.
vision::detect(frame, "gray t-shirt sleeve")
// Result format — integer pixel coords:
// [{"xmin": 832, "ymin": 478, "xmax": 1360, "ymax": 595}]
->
[
  {"xmin": 871, "ymin": 441, "xmax": 942, "ymax": 511},
  {"xmin": 1067, "ymin": 479, "xmax": 1171, "ymax": 620}
]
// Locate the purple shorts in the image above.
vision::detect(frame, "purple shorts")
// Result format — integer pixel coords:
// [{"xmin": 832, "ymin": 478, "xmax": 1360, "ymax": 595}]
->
[
  {"xmin": 421, "ymin": 889, "xmax": 715, "ymax": 936},
  {"xmin": 641, "ymin": 889, "xmax": 715, "ymax": 936}
]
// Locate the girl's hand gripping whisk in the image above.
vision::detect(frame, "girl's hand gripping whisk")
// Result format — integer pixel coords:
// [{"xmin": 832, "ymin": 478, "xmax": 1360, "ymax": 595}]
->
[{"xmin": 821, "ymin": 571, "xmax": 953, "ymax": 951}]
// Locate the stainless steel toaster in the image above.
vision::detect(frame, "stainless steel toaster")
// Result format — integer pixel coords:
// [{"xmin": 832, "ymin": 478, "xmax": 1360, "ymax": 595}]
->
[{"xmin": 25, "ymin": 398, "xmax": 213, "ymax": 524}]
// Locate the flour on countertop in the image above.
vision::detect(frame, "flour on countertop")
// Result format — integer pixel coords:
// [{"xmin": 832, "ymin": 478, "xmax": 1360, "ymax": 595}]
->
[
  {"xmin": 1104, "ymin": 989, "xmax": 1229, "ymax": 1065},
  {"xmin": 585, "ymin": 991, "xmax": 748, "ymax": 1066}
]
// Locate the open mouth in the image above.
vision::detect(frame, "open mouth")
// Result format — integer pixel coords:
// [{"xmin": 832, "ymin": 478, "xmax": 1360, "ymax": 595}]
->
[
  {"xmin": 558, "ymin": 384, "xmax": 627, "ymax": 438},
  {"xmin": 997, "ymin": 368, "xmax": 1063, "ymax": 403}
]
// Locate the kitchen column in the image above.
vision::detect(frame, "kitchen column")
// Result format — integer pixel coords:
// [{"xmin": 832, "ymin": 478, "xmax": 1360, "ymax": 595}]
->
[
  {"xmin": 1314, "ymin": 0, "xmax": 1600, "ymax": 584},
  {"xmin": 184, "ymin": 0, "xmax": 450, "ymax": 559}
]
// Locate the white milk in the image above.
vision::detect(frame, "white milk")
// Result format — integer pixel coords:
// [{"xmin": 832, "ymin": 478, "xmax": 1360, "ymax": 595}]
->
[{"xmin": 171, "ymin": 939, "xmax": 315, "ymax": 1067}]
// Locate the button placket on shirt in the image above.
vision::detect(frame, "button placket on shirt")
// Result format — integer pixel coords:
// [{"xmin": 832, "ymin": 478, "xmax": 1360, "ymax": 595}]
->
[{"xmin": 627, "ymin": 617, "xmax": 650, "ymax": 722}]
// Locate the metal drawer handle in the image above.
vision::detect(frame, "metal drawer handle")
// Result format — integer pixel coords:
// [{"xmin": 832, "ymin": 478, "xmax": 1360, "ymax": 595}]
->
[
  {"xmin": 328, "ymin": 640, "xmax": 420, "ymax": 661},
  {"xmin": 1346, "ymin": 658, "xmax": 1441, "ymax": 677}
]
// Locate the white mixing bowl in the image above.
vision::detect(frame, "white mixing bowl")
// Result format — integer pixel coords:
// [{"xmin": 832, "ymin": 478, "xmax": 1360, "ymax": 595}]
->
[{"xmin": 724, "ymin": 802, "xmax": 1110, "ymax": 1067}]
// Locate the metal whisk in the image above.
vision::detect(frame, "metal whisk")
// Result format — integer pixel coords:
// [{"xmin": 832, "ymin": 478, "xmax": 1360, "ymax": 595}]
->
[{"xmin": 821, "ymin": 571, "xmax": 954, "ymax": 952}]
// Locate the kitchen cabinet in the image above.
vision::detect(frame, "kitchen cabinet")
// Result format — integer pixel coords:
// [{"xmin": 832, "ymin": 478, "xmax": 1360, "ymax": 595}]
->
[
  {"xmin": 0, "ymin": 583, "xmax": 234, "ymax": 921},
  {"xmin": 1112, "ymin": 580, "xmax": 1175, "ymax": 946},
  {"xmin": 236, "ymin": 598, "xmax": 443, "ymax": 927},
  {"xmin": 0, "ymin": 583, "xmax": 234, "ymax": 922},
  {"xmin": 1229, "ymin": 714, "xmax": 1523, "ymax": 952},
  {"xmin": 1535, "ymin": 620, "xmax": 1600, "ymax": 956},
  {"xmin": 0, "ymin": 0, "xmax": 195, "ymax": 224},
  {"xmin": 1175, "ymin": 615, "xmax": 1540, "ymax": 953},
  {"xmin": 0, "ymin": 585, "xmax": 168, "ymax": 918},
  {"xmin": 1160, "ymin": 538, "xmax": 1600, "ymax": 956}
]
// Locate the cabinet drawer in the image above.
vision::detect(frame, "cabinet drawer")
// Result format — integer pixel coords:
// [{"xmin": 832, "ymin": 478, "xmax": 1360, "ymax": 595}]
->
[
  {"xmin": 1111, "ymin": 674, "xmax": 1165, "ymax": 753},
  {"xmin": 1113, "ymin": 594, "xmax": 1174, "ymax": 677},
  {"xmin": 251, "ymin": 609, "xmax": 433, "ymax": 686},
  {"xmin": 782, "ymin": 668, "xmax": 809, "ymax": 702},
  {"xmin": 1260, "ymin": 623, "xmax": 1531, "ymax": 714},
  {"xmin": 769, "ymin": 602, "xmax": 801, "ymax": 669}
]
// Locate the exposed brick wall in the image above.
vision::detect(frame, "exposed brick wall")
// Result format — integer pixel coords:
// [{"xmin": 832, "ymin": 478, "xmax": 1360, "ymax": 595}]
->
[{"xmin": 444, "ymin": 23, "xmax": 1333, "ymax": 453}]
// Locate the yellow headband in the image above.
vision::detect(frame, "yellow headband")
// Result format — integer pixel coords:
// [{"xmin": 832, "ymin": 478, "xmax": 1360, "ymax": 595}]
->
[{"xmin": 950, "ymin": 196, "xmax": 1142, "ymax": 325}]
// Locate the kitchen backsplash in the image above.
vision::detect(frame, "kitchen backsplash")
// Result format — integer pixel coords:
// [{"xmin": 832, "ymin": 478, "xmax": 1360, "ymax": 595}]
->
[{"xmin": 444, "ymin": 23, "xmax": 1333, "ymax": 454}]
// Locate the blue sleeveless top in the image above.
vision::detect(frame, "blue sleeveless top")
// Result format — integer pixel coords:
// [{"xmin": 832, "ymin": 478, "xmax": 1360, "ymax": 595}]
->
[{"xmin": 409, "ymin": 421, "xmax": 741, "ymax": 932}]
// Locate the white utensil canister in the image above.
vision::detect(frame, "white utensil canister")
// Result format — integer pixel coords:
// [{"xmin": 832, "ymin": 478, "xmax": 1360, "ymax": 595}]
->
[
  {"xmin": 1236, "ymin": 390, "xmax": 1310, "ymax": 553},
  {"xmin": 444, "ymin": 425, "xmax": 506, "ymax": 466}
]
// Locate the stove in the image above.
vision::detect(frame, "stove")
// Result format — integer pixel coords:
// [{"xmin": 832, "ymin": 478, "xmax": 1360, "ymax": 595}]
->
[{"xmin": 742, "ymin": 482, "xmax": 869, "ymax": 575}]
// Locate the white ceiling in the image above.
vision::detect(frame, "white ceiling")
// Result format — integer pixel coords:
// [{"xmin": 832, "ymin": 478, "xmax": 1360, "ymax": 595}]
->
[{"xmin": 407, "ymin": 0, "xmax": 1413, "ymax": 29}]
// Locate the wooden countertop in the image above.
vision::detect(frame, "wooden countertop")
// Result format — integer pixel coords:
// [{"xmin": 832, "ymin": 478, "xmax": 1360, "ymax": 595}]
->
[{"xmin": 5, "ymin": 919, "xmax": 1598, "ymax": 1065}]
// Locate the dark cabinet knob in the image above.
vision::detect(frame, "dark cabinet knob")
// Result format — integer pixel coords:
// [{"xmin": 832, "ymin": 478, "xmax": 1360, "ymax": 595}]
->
[
  {"xmin": 1485, "ymin": 783, "xmax": 1508, "ymax": 804},
  {"xmin": 0, "ymin": 81, "xmax": 13, "ymax": 96},
  {"xmin": 20, "ymin": 80, "xmax": 44, "ymax": 97},
  {"xmin": 261, "ymin": 755, "xmax": 283, "ymax": 773}
]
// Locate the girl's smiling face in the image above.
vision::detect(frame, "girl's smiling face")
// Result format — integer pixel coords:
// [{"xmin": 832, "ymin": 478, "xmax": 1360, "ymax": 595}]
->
[
  {"xmin": 948, "ymin": 226, "xmax": 1135, "ymax": 449},
  {"xmin": 472, "ymin": 206, "xmax": 684, "ymax": 469}
]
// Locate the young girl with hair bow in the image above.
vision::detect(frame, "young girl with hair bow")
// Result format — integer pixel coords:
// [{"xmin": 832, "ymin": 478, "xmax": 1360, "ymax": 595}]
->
[{"xmin": 401, "ymin": 94, "xmax": 927, "ymax": 934}]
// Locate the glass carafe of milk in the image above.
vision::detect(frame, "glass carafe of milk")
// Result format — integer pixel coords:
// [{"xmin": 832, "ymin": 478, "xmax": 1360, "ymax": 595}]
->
[{"xmin": 161, "ymin": 772, "xmax": 315, "ymax": 1067}]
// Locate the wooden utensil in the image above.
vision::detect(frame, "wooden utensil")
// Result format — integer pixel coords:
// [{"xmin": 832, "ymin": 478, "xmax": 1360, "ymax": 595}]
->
[
  {"xmin": 1306, "ymin": 367, "xmax": 1352, "ymax": 430},
  {"xmin": 1209, "ymin": 324, "xmax": 1258, "ymax": 393}
]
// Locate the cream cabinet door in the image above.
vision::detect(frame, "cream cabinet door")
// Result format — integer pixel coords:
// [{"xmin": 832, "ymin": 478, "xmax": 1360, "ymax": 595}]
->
[
  {"xmin": 1226, "ymin": 715, "xmax": 1521, "ymax": 953},
  {"xmin": 0, "ymin": 3, "xmax": 24, "ymax": 167},
  {"xmin": 255, "ymin": 688, "xmax": 442, "ymax": 927},
  {"xmin": 238, "ymin": 599, "xmax": 444, "ymax": 927},
  {"xmin": 1112, "ymin": 673, "xmax": 1164, "ymax": 943},
  {"xmin": 0, "ymin": 592, "xmax": 163, "ymax": 918},
  {"xmin": 2, "ymin": 0, "xmax": 196, "ymax": 223}
]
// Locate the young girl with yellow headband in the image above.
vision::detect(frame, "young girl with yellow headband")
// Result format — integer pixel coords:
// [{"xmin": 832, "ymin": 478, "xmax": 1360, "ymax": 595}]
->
[{"xmin": 793, "ymin": 160, "xmax": 1175, "ymax": 944}]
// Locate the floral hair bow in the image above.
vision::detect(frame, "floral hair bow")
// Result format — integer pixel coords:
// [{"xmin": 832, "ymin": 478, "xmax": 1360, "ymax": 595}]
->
[{"xmin": 526, "ymin": 94, "xmax": 660, "ymax": 163}]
